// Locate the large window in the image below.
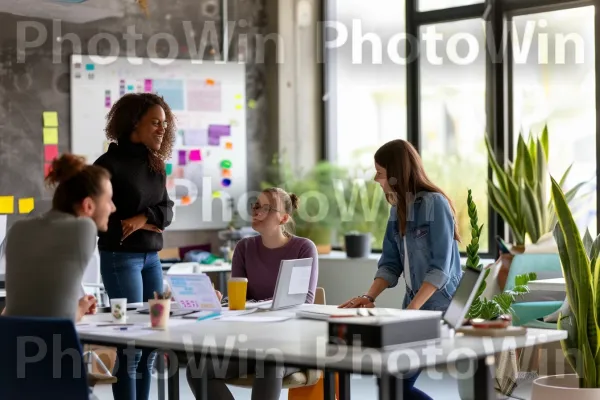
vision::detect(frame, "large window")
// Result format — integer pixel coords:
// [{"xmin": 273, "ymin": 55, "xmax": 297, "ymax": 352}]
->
[
  {"xmin": 512, "ymin": 7, "xmax": 597, "ymax": 236},
  {"xmin": 419, "ymin": 18, "xmax": 489, "ymax": 253},
  {"xmin": 326, "ymin": 0, "xmax": 406, "ymax": 249},
  {"xmin": 324, "ymin": 0, "xmax": 599, "ymax": 255}
]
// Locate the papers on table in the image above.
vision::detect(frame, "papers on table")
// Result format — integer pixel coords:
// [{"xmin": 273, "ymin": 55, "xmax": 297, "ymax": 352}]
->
[
  {"xmin": 216, "ymin": 315, "xmax": 293, "ymax": 322},
  {"xmin": 76, "ymin": 322, "xmax": 158, "ymax": 337}
]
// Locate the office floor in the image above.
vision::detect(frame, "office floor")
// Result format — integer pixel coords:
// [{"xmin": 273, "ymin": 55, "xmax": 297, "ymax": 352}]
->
[{"xmin": 92, "ymin": 368, "xmax": 534, "ymax": 399}]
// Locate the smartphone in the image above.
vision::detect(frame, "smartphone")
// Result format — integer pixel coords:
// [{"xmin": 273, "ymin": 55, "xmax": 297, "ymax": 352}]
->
[{"xmin": 496, "ymin": 235, "xmax": 511, "ymax": 254}]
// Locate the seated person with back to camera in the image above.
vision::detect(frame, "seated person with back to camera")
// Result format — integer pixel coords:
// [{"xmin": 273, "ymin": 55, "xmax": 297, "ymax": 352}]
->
[{"xmin": 186, "ymin": 187, "xmax": 319, "ymax": 400}]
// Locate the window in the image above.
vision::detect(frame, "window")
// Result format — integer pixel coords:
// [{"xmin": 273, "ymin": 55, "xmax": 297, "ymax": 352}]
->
[
  {"xmin": 419, "ymin": 18, "xmax": 489, "ymax": 252},
  {"xmin": 418, "ymin": 0, "xmax": 483, "ymax": 12},
  {"xmin": 512, "ymin": 7, "xmax": 597, "ymax": 236},
  {"xmin": 326, "ymin": 0, "xmax": 406, "ymax": 250}
]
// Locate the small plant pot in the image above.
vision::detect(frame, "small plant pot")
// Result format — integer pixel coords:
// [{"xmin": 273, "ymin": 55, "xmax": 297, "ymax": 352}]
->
[
  {"xmin": 531, "ymin": 374, "xmax": 600, "ymax": 400},
  {"xmin": 344, "ymin": 233, "xmax": 372, "ymax": 258},
  {"xmin": 148, "ymin": 299, "xmax": 171, "ymax": 330}
]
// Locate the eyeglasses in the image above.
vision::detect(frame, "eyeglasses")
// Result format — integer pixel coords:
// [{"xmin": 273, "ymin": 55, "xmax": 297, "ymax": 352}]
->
[{"xmin": 250, "ymin": 202, "xmax": 281, "ymax": 214}]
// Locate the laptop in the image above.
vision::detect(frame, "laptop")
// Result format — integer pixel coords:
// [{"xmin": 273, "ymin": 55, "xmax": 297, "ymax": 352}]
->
[
  {"xmin": 442, "ymin": 266, "xmax": 487, "ymax": 330},
  {"xmin": 232, "ymin": 257, "xmax": 314, "ymax": 311}
]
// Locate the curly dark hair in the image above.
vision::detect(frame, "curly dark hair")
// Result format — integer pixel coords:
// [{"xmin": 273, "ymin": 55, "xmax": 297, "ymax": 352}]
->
[{"xmin": 105, "ymin": 93, "xmax": 176, "ymax": 173}]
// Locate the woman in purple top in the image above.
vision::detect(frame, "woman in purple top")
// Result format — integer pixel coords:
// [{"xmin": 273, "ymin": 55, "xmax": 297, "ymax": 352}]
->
[{"xmin": 186, "ymin": 187, "xmax": 319, "ymax": 400}]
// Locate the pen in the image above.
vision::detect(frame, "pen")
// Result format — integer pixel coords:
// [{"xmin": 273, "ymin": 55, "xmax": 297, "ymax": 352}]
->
[{"xmin": 114, "ymin": 327, "xmax": 129, "ymax": 331}]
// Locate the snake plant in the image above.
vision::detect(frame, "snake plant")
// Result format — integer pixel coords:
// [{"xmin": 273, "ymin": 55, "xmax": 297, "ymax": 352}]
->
[
  {"xmin": 465, "ymin": 189, "xmax": 536, "ymax": 320},
  {"xmin": 551, "ymin": 176, "xmax": 600, "ymax": 388},
  {"xmin": 486, "ymin": 126, "xmax": 587, "ymax": 246}
]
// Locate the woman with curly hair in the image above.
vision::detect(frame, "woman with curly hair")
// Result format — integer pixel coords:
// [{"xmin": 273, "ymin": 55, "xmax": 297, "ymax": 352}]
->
[{"xmin": 93, "ymin": 93, "xmax": 175, "ymax": 400}]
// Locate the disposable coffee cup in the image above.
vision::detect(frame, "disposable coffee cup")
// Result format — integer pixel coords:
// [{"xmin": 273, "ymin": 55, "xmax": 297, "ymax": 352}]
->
[
  {"xmin": 110, "ymin": 298, "xmax": 127, "ymax": 323},
  {"xmin": 148, "ymin": 299, "xmax": 171, "ymax": 329},
  {"xmin": 228, "ymin": 277, "xmax": 248, "ymax": 310}
]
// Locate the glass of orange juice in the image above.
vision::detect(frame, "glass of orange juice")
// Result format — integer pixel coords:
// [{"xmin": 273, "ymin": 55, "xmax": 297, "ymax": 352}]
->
[{"xmin": 228, "ymin": 277, "xmax": 248, "ymax": 310}]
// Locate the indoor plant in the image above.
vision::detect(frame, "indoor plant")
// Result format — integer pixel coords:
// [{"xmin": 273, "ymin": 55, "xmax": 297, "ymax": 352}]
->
[
  {"xmin": 465, "ymin": 189, "xmax": 536, "ymax": 320},
  {"xmin": 530, "ymin": 177, "xmax": 600, "ymax": 398},
  {"xmin": 261, "ymin": 154, "xmax": 347, "ymax": 253},
  {"xmin": 335, "ymin": 164, "xmax": 391, "ymax": 256},
  {"xmin": 486, "ymin": 126, "xmax": 587, "ymax": 249}
]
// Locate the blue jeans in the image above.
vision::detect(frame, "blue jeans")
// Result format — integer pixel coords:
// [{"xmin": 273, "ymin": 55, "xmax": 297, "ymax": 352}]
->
[
  {"xmin": 100, "ymin": 251, "xmax": 164, "ymax": 400},
  {"xmin": 403, "ymin": 370, "xmax": 432, "ymax": 400}
]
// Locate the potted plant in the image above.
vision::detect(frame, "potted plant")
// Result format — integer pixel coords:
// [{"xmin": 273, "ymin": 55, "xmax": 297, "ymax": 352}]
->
[
  {"xmin": 335, "ymin": 165, "xmax": 391, "ymax": 257},
  {"xmin": 462, "ymin": 189, "xmax": 537, "ymax": 398},
  {"xmin": 529, "ymin": 177, "xmax": 600, "ymax": 399},
  {"xmin": 486, "ymin": 125, "xmax": 588, "ymax": 251},
  {"xmin": 261, "ymin": 154, "xmax": 347, "ymax": 254}
]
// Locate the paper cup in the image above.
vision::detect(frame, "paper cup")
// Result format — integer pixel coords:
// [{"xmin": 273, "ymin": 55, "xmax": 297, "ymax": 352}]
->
[
  {"xmin": 228, "ymin": 277, "xmax": 248, "ymax": 310},
  {"xmin": 110, "ymin": 298, "xmax": 127, "ymax": 323},
  {"xmin": 149, "ymin": 299, "xmax": 171, "ymax": 329}
]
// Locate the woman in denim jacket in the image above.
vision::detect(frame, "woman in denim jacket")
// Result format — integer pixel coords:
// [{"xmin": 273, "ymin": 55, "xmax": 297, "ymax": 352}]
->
[{"xmin": 340, "ymin": 139, "xmax": 463, "ymax": 400}]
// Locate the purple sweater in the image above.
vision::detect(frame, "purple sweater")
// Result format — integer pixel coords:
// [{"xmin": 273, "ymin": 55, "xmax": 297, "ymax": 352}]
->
[{"xmin": 231, "ymin": 235, "xmax": 319, "ymax": 303}]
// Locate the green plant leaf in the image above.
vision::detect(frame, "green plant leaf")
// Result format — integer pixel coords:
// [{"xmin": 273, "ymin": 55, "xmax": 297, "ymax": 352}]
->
[
  {"xmin": 485, "ymin": 135, "xmax": 509, "ymax": 194},
  {"xmin": 521, "ymin": 183, "xmax": 542, "ymax": 244},
  {"xmin": 540, "ymin": 124, "xmax": 549, "ymax": 161}
]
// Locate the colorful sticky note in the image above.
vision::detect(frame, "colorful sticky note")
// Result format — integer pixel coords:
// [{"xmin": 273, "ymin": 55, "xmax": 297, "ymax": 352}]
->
[
  {"xmin": 222, "ymin": 169, "xmax": 232, "ymax": 178},
  {"xmin": 206, "ymin": 79, "xmax": 215, "ymax": 86},
  {"xmin": 189, "ymin": 150, "xmax": 202, "ymax": 162},
  {"xmin": 235, "ymin": 94, "xmax": 242, "ymax": 100},
  {"xmin": 18, "ymin": 198, "xmax": 34, "ymax": 214},
  {"xmin": 229, "ymin": 119, "xmax": 239, "ymax": 127},
  {"xmin": 43, "ymin": 127, "xmax": 58, "ymax": 145},
  {"xmin": 85, "ymin": 64, "xmax": 95, "ymax": 71},
  {"xmin": 212, "ymin": 191, "xmax": 221, "ymax": 198},
  {"xmin": 220, "ymin": 160, "xmax": 232, "ymax": 169},
  {"xmin": 44, "ymin": 144, "xmax": 58, "ymax": 161},
  {"xmin": 178, "ymin": 150, "xmax": 187, "ymax": 166},
  {"xmin": 166, "ymin": 163, "xmax": 173, "ymax": 176},
  {"xmin": 235, "ymin": 104, "xmax": 243, "ymax": 110},
  {"xmin": 43, "ymin": 111, "xmax": 58, "ymax": 127},
  {"xmin": 181, "ymin": 195, "xmax": 191, "ymax": 205},
  {"xmin": 44, "ymin": 163, "xmax": 52, "ymax": 177},
  {"xmin": 208, "ymin": 124, "xmax": 231, "ymax": 138},
  {"xmin": 225, "ymin": 141, "xmax": 233, "ymax": 150},
  {"xmin": 248, "ymin": 99, "xmax": 257, "ymax": 109},
  {"xmin": 0, "ymin": 196, "xmax": 14, "ymax": 214},
  {"xmin": 221, "ymin": 178, "xmax": 232, "ymax": 187}
]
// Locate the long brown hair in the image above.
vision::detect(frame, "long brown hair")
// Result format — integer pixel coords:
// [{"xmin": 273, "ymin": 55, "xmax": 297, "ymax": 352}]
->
[
  {"xmin": 374, "ymin": 139, "xmax": 461, "ymax": 241},
  {"xmin": 45, "ymin": 153, "xmax": 111, "ymax": 215}
]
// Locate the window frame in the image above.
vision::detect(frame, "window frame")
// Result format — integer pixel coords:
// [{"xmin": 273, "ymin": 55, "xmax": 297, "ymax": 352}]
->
[{"xmin": 322, "ymin": 0, "xmax": 600, "ymax": 257}]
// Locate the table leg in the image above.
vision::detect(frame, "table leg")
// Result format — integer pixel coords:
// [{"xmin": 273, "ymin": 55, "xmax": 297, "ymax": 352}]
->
[
  {"xmin": 456, "ymin": 356, "xmax": 495, "ymax": 400},
  {"xmin": 323, "ymin": 370, "xmax": 337, "ymax": 400},
  {"xmin": 338, "ymin": 372, "xmax": 351, "ymax": 400},
  {"xmin": 156, "ymin": 351, "xmax": 166, "ymax": 400},
  {"xmin": 193, "ymin": 361, "xmax": 208, "ymax": 400},
  {"xmin": 167, "ymin": 353, "xmax": 180, "ymax": 400},
  {"xmin": 378, "ymin": 374, "xmax": 403, "ymax": 400}
]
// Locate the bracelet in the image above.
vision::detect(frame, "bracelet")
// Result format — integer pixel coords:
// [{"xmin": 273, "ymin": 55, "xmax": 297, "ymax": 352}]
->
[{"xmin": 360, "ymin": 294, "xmax": 375, "ymax": 303}]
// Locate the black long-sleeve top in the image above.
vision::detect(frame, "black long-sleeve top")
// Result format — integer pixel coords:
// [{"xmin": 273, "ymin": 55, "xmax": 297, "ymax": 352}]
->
[{"xmin": 93, "ymin": 141, "xmax": 174, "ymax": 253}]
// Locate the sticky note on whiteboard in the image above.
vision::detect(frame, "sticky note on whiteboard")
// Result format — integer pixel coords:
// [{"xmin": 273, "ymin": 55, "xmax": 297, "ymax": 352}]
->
[
  {"xmin": 18, "ymin": 198, "xmax": 34, "ymax": 214},
  {"xmin": 0, "ymin": 196, "xmax": 14, "ymax": 214},
  {"xmin": 189, "ymin": 150, "xmax": 201, "ymax": 162},
  {"xmin": 43, "ymin": 128, "xmax": 58, "ymax": 145},
  {"xmin": 43, "ymin": 111, "xmax": 58, "ymax": 127}
]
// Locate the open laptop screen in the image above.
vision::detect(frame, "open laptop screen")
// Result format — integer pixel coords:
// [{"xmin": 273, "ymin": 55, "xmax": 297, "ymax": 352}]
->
[{"xmin": 442, "ymin": 267, "xmax": 485, "ymax": 329}]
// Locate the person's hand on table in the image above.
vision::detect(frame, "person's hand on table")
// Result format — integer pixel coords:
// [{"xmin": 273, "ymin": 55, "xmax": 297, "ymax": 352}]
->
[
  {"xmin": 121, "ymin": 214, "xmax": 148, "ymax": 240},
  {"xmin": 339, "ymin": 295, "xmax": 375, "ymax": 308},
  {"xmin": 77, "ymin": 295, "xmax": 97, "ymax": 322},
  {"xmin": 215, "ymin": 290, "xmax": 223, "ymax": 302}
]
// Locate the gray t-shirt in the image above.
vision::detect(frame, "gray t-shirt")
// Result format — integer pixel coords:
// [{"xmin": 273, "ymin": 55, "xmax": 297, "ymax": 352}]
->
[{"xmin": 4, "ymin": 210, "xmax": 97, "ymax": 321}]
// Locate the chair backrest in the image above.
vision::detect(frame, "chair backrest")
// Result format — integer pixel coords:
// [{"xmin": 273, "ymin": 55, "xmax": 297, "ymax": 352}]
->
[
  {"xmin": 315, "ymin": 287, "xmax": 326, "ymax": 305},
  {"xmin": 0, "ymin": 316, "xmax": 89, "ymax": 400},
  {"xmin": 506, "ymin": 253, "xmax": 564, "ymax": 302},
  {"xmin": 166, "ymin": 262, "xmax": 200, "ymax": 275}
]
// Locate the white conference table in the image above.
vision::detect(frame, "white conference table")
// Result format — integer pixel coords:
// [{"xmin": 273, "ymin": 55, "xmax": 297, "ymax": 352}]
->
[
  {"xmin": 527, "ymin": 278, "xmax": 566, "ymax": 292},
  {"xmin": 78, "ymin": 305, "xmax": 567, "ymax": 400}
]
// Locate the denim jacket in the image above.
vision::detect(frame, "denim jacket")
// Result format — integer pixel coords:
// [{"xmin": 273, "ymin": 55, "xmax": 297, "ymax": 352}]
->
[{"xmin": 375, "ymin": 191, "xmax": 463, "ymax": 311}]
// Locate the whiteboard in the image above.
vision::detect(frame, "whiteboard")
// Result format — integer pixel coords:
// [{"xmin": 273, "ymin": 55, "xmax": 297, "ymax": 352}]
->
[{"xmin": 70, "ymin": 55, "xmax": 247, "ymax": 231}]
